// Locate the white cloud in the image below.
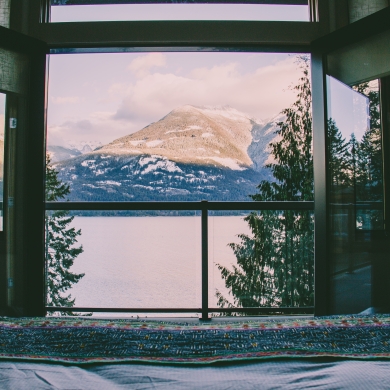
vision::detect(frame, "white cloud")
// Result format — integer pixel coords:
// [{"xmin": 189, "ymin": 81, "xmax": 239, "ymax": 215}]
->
[
  {"xmin": 51, "ymin": 96, "xmax": 83, "ymax": 104},
  {"xmin": 114, "ymin": 57, "xmax": 302, "ymax": 125},
  {"xmin": 127, "ymin": 53, "xmax": 166, "ymax": 78},
  {"xmin": 47, "ymin": 54, "xmax": 307, "ymax": 149},
  {"xmin": 48, "ymin": 111, "xmax": 137, "ymax": 148}
]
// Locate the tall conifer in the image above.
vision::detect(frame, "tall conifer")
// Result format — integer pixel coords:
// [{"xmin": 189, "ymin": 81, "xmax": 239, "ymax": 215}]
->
[
  {"xmin": 45, "ymin": 156, "xmax": 84, "ymax": 315},
  {"xmin": 216, "ymin": 57, "xmax": 314, "ymax": 311}
]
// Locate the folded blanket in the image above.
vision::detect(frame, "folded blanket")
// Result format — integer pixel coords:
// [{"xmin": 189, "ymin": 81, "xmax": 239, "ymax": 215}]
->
[{"xmin": 1, "ymin": 315, "xmax": 389, "ymax": 364}]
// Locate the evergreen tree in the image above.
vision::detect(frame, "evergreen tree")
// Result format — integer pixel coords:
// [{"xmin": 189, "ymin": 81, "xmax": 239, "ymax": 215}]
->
[
  {"xmin": 327, "ymin": 118, "xmax": 352, "ymax": 188},
  {"xmin": 354, "ymin": 82, "xmax": 383, "ymax": 202},
  {"xmin": 216, "ymin": 56, "xmax": 314, "ymax": 311},
  {"xmin": 216, "ymin": 211, "xmax": 279, "ymax": 309},
  {"xmin": 45, "ymin": 155, "xmax": 84, "ymax": 315},
  {"xmin": 353, "ymin": 81, "xmax": 383, "ymax": 229}
]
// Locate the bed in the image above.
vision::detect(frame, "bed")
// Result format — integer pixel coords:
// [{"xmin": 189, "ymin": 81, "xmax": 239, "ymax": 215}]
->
[{"xmin": 1, "ymin": 315, "xmax": 389, "ymax": 389}]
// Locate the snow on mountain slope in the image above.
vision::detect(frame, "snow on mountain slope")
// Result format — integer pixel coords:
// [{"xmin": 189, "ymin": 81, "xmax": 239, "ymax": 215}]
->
[
  {"xmin": 248, "ymin": 113, "xmax": 284, "ymax": 170},
  {"xmin": 97, "ymin": 105, "xmax": 264, "ymax": 171},
  {"xmin": 47, "ymin": 145, "xmax": 82, "ymax": 163}
]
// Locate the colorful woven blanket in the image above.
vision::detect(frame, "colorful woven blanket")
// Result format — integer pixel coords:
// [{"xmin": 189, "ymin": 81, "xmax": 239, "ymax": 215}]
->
[{"xmin": 1, "ymin": 315, "xmax": 389, "ymax": 364}]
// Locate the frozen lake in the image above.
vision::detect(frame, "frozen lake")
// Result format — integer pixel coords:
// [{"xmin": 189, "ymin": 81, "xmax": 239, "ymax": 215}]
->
[{"xmin": 67, "ymin": 215, "xmax": 250, "ymax": 316}]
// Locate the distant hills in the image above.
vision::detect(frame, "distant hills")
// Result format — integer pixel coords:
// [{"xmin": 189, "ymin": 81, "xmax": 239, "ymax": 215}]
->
[{"xmin": 51, "ymin": 105, "xmax": 281, "ymax": 203}]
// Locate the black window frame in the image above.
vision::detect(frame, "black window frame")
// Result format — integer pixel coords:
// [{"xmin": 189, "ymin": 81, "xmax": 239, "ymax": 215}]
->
[{"xmin": 4, "ymin": 0, "xmax": 389, "ymax": 318}]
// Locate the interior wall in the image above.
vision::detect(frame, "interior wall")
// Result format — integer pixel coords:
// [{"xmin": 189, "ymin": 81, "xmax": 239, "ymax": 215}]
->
[
  {"xmin": 0, "ymin": 0, "xmax": 10, "ymax": 28},
  {"xmin": 348, "ymin": 0, "xmax": 389, "ymax": 23},
  {"xmin": 327, "ymin": 29, "xmax": 390, "ymax": 86}
]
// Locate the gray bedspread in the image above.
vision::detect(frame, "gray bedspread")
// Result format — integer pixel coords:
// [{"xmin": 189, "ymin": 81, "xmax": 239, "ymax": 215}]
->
[{"xmin": 0, "ymin": 359, "xmax": 389, "ymax": 389}]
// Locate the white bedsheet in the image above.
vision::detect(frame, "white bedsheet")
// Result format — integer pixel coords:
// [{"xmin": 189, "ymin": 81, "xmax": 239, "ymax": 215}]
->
[{"xmin": 0, "ymin": 359, "xmax": 389, "ymax": 389}]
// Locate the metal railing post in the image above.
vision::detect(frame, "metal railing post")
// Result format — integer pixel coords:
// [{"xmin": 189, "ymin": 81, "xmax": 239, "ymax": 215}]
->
[{"xmin": 201, "ymin": 200, "xmax": 210, "ymax": 320}]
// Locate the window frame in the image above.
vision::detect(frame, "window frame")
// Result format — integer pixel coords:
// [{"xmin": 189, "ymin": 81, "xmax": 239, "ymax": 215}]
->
[
  {"xmin": 34, "ymin": 0, "xmax": 324, "ymax": 318},
  {"xmin": 6, "ymin": 0, "xmax": 390, "ymax": 318}
]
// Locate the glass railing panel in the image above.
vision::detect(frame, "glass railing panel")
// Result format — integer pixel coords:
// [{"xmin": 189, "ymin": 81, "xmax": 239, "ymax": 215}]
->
[
  {"xmin": 45, "ymin": 210, "xmax": 201, "ymax": 316},
  {"xmin": 50, "ymin": 3, "xmax": 309, "ymax": 23},
  {"xmin": 209, "ymin": 209, "xmax": 314, "ymax": 315}
]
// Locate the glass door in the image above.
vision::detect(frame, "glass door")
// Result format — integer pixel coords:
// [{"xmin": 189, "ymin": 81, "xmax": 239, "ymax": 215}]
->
[{"xmin": 326, "ymin": 74, "xmax": 390, "ymax": 315}]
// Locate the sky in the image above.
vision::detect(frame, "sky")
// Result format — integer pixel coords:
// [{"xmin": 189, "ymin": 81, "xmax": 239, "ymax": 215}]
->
[
  {"xmin": 47, "ymin": 52, "xmax": 307, "ymax": 148},
  {"xmin": 50, "ymin": 4, "xmax": 309, "ymax": 22}
]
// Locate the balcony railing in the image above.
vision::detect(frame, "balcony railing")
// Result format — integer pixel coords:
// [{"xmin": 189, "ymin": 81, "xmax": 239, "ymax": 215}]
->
[{"xmin": 46, "ymin": 200, "xmax": 314, "ymax": 319}]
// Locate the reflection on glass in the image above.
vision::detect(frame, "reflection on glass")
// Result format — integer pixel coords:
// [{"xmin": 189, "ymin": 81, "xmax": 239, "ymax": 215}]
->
[
  {"xmin": 51, "ymin": 4, "xmax": 309, "ymax": 23},
  {"xmin": 46, "ymin": 212, "xmax": 201, "ymax": 315},
  {"xmin": 210, "ymin": 210, "xmax": 314, "ymax": 314},
  {"xmin": 327, "ymin": 76, "xmax": 389, "ymax": 314},
  {"xmin": 0, "ymin": 92, "xmax": 4, "ymax": 230},
  {"xmin": 327, "ymin": 76, "xmax": 384, "ymax": 231}
]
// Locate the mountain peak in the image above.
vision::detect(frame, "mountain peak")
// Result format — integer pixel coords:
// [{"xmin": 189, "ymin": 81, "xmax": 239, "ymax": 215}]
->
[{"xmin": 98, "ymin": 104, "xmax": 258, "ymax": 170}]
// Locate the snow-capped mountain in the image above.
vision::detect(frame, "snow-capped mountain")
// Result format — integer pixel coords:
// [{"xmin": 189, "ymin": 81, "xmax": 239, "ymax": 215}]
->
[
  {"xmin": 48, "ymin": 141, "xmax": 103, "ymax": 163},
  {"xmin": 248, "ymin": 113, "xmax": 284, "ymax": 170},
  {"xmin": 53, "ymin": 105, "xmax": 279, "ymax": 203},
  {"xmin": 99, "ymin": 105, "xmax": 263, "ymax": 171},
  {"xmin": 68, "ymin": 140, "xmax": 103, "ymax": 153},
  {"xmin": 47, "ymin": 145, "xmax": 82, "ymax": 163}
]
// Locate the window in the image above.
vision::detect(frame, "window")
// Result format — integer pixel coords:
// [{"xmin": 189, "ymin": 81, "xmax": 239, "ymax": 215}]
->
[
  {"xmin": 45, "ymin": 51, "xmax": 314, "ymax": 317},
  {"xmin": 50, "ymin": 1, "xmax": 310, "ymax": 23},
  {"xmin": 3, "ymin": 0, "xmax": 389, "ymax": 319}
]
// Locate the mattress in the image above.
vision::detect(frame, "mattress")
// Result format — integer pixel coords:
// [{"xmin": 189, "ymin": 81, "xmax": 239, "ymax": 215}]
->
[{"xmin": 1, "ymin": 359, "xmax": 389, "ymax": 389}]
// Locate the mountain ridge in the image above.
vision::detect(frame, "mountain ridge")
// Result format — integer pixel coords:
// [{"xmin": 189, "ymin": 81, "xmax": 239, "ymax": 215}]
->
[
  {"xmin": 51, "ymin": 105, "xmax": 280, "ymax": 203},
  {"xmin": 96, "ymin": 105, "xmax": 262, "ymax": 171}
]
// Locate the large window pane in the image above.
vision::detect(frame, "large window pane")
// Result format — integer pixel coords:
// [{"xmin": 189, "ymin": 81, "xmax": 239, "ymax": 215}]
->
[
  {"xmin": 46, "ymin": 51, "xmax": 313, "ymax": 316},
  {"xmin": 47, "ymin": 52, "xmax": 310, "ymax": 203},
  {"xmin": 51, "ymin": 3, "xmax": 309, "ymax": 22},
  {"xmin": 46, "ymin": 212, "xmax": 201, "ymax": 315}
]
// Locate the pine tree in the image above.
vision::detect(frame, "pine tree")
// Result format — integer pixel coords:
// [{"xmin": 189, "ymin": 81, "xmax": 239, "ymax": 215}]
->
[
  {"xmin": 353, "ymin": 81, "xmax": 383, "ymax": 229},
  {"xmin": 45, "ymin": 155, "xmax": 84, "ymax": 315},
  {"xmin": 327, "ymin": 118, "xmax": 352, "ymax": 188},
  {"xmin": 216, "ymin": 56, "xmax": 314, "ymax": 311},
  {"xmin": 354, "ymin": 82, "xmax": 382, "ymax": 200},
  {"xmin": 216, "ymin": 210, "xmax": 279, "ymax": 309}
]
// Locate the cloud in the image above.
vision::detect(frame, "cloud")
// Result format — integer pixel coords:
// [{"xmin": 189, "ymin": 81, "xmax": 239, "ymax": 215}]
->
[
  {"xmin": 47, "ymin": 54, "xmax": 307, "ymax": 148},
  {"xmin": 127, "ymin": 53, "xmax": 166, "ymax": 78},
  {"xmin": 51, "ymin": 96, "xmax": 83, "ymax": 104},
  {"xmin": 60, "ymin": 119, "xmax": 93, "ymax": 131},
  {"xmin": 48, "ymin": 112, "xmax": 139, "ymax": 148},
  {"xmin": 114, "ymin": 56, "xmax": 302, "ymax": 125}
]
